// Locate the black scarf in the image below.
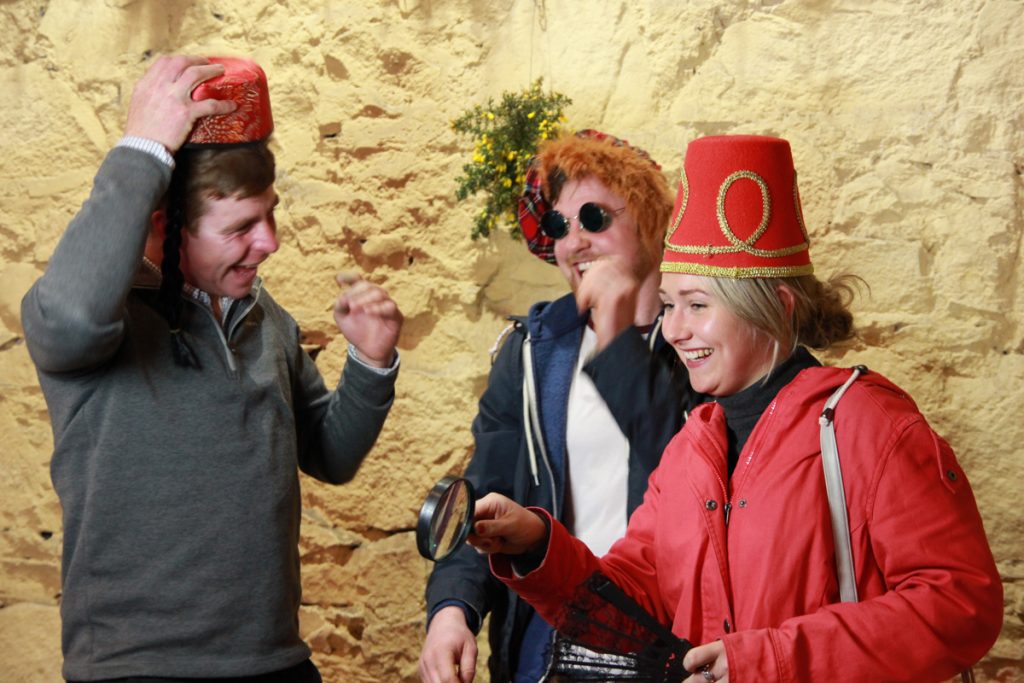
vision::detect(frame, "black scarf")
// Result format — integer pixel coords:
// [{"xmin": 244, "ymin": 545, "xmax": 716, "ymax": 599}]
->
[{"xmin": 716, "ymin": 346, "xmax": 820, "ymax": 476}]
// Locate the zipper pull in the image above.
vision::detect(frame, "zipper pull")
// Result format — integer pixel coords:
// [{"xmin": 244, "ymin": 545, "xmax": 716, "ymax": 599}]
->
[{"xmin": 723, "ymin": 502, "xmax": 732, "ymax": 527}]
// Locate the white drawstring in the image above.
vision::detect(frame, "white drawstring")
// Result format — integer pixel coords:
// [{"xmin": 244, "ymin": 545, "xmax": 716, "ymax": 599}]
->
[
  {"xmin": 522, "ymin": 336, "xmax": 545, "ymax": 486},
  {"xmin": 647, "ymin": 313, "xmax": 663, "ymax": 352}
]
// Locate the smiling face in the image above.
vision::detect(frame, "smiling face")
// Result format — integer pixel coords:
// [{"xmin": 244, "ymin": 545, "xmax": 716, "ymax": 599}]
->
[
  {"xmin": 659, "ymin": 272, "xmax": 778, "ymax": 397},
  {"xmin": 179, "ymin": 185, "xmax": 280, "ymax": 299},
  {"xmin": 552, "ymin": 176, "xmax": 653, "ymax": 292}
]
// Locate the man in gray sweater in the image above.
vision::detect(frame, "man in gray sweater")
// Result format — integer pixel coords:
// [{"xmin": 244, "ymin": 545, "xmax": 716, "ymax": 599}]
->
[{"xmin": 21, "ymin": 55, "xmax": 403, "ymax": 682}]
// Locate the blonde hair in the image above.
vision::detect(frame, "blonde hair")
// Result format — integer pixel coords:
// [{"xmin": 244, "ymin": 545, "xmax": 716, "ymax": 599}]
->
[{"xmin": 706, "ymin": 274, "xmax": 861, "ymax": 367}]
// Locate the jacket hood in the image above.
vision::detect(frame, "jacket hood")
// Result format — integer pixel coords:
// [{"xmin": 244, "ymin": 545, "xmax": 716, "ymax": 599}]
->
[{"xmin": 526, "ymin": 293, "xmax": 589, "ymax": 342}]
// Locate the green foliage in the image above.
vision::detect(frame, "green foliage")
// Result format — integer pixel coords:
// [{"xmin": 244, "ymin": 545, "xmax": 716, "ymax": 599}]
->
[{"xmin": 451, "ymin": 79, "xmax": 571, "ymax": 239}]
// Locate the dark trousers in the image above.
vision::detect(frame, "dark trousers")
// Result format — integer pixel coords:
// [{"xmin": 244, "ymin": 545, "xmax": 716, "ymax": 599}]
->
[{"xmin": 68, "ymin": 657, "xmax": 322, "ymax": 683}]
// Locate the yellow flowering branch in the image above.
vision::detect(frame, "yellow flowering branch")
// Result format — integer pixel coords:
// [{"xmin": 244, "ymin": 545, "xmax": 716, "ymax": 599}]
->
[{"xmin": 451, "ymin": 79, "xmax": 571, "ymax": 239}]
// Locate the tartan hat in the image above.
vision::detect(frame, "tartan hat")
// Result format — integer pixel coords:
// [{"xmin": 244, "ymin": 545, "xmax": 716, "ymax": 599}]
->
[
  {"xmin": 517, "ymin": 158, "xmax": 556, "ymax": 264},
  {"xmin": 186, "ymin": 57, "xmax": 273, "ymax": 147},
  {"xmin": 661, "ymin": 135, "xmax": 813, "ymax": 278},
  {"xmin": 518, "ymin": 129, "xmax": 662, "ymax": 265}
]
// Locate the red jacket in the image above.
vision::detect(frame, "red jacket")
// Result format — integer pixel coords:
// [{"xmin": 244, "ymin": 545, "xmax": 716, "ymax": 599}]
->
[{"xmin": 493, "ymin": 367, "xmax": 1003, "ymax": 682}]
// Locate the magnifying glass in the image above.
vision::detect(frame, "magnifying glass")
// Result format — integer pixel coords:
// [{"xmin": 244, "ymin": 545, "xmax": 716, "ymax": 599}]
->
[{"xmin": 416, "ymin": 476, "xmax": 476, "ymax": 561}]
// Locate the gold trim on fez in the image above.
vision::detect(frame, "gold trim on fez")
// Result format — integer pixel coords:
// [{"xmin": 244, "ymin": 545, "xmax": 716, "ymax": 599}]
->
[
  {"xmin": 719, "ymin": 170, "xmax": 772, "ymax": 250},
  {"xmin": 663, "ymin": 169, "xmax": 809, "ymax": 259},
  {"xmin": 793, "ymin": 171, "xmax": 810, "ymax": 242},
  {"xmin": 663, "ymin": 168, "xmax": 689, "ymax": 248},
  {"xmin": 659, "ymin": 261, "xmax": 815, "ymax": 278}
]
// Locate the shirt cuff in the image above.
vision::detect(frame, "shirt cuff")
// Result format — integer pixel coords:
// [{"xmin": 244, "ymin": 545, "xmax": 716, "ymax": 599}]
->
[
  {"xmin": 348, "ymin": 345, "xmax": 400, "ymax": 375},
  {"xmin": 115, "ymin": 135, "xmax": 175, "ymax": 170}
]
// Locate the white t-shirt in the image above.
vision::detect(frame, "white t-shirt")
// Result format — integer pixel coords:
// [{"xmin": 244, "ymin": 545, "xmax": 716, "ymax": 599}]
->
[{"xmin": 565, "ymin": 326, "xmax": 630, "ymax": 556}]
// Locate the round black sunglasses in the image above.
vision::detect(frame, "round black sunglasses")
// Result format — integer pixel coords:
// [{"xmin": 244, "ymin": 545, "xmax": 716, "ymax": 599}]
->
[{"xmin": 540, "ymin": 202, "xmax": 626, "ymax": 240}]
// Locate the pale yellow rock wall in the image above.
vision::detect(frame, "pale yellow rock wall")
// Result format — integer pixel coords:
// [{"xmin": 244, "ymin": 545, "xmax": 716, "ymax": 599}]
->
[{"xmin": 0, "ymin": 0, "xmax": 1020, "ymax": 681}]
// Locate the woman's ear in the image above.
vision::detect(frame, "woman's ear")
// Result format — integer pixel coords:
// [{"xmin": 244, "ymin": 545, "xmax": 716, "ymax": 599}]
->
[{"xmin": 775, "ymin": 283, "xmax": 796, "ymax": 318}]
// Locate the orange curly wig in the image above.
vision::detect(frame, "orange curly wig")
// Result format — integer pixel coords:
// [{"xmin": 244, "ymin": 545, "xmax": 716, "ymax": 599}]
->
[{"xmin": 533, "ymin": 133, "xmax": 673, "ymax": 263}]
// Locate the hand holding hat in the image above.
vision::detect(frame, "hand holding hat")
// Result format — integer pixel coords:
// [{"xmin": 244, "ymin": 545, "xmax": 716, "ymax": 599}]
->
[{"xmin": 124, "ymin": 55, "xmax": 238, "ymax": 155}]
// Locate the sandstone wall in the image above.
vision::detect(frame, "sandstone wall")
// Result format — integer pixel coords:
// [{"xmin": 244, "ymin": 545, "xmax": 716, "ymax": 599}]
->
[{"xmin": 0, "ymin": 0, "xmax": 1020, "ymax": 680}]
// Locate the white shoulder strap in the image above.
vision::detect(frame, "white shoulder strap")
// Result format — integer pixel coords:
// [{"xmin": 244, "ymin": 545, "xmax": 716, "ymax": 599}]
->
[
  {"xmin": 489, "ymin": 322, "xmax": 518, "ymax": 364},
  {"xmin": 818, "ymin": 365, "xmax": 866, "ymax": 603},
  {"xmin": 818, "ymin": 366, "xmax": 976, "ymax": 683}
]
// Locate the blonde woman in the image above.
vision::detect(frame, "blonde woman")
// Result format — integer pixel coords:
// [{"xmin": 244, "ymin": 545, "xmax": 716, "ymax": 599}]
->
[{"xmin": 465, "ymin": 135, "xmax": 1002, "ymax": 682}]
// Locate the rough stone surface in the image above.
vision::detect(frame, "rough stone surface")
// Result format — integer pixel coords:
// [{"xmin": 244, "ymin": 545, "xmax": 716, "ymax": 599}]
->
[
  {"xmin": 1, "ymin": 1, "xmax": 1021, "ymax": 681},
  {"xmin": 0, "ymin": 602, "xmax": 62, "ymax": 682}
]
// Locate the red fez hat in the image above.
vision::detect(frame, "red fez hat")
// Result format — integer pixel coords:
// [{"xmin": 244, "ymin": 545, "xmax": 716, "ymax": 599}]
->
[
  {"xmin": 186, "ymin": 57, "xmax": 273, "ymax": 146},
  {"xmin": 661, "ymin": 135, "xmax": 813, "ymax": 278}
]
